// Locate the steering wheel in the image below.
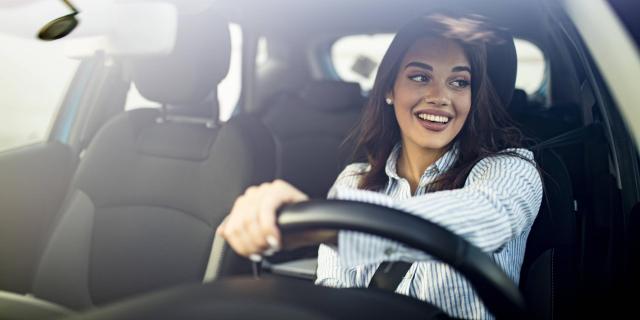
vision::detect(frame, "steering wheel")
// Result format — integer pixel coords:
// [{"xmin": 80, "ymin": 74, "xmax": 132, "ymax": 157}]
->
[{"xmin": 68, "ymin": 200, "xmax": 528, "ymax": 319}]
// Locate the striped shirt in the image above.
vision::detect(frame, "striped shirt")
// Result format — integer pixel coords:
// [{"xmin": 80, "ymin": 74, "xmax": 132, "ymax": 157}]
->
[{"xmin": 315, "ymin": 143, "xmax": 543, "ymax": 319}]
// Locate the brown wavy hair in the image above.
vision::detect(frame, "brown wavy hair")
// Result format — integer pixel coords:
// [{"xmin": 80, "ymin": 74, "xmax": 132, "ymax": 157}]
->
[{"xmin": 353, "ymin": 13, "xmax": 528, "ymax": 191}]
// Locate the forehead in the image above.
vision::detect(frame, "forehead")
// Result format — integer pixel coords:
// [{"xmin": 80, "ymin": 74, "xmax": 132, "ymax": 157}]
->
[{"xmin": 401, "ymin": 37, "xmax": 469, "ymax": 68}]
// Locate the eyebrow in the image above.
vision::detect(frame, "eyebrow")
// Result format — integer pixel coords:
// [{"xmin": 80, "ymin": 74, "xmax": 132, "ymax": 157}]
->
[
  {"xmin": 404, "ymin": 61, "xmax": 432, "ymax": 71},
  {"xmin": 452, "ymin": 66, "xmax": 472, "ymax": 73},
  {"xmin": 404, "ymin": 61, "xmax": 471, "ymax": 74}
]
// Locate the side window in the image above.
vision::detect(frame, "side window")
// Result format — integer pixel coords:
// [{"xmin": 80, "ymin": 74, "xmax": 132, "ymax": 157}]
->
[
  {"xmin": 125, "ymin": 23, "xmax": 243, "ymax": 122},
  {"xmin": 513, "ymin": 39, "xmax": 546, "ymax": 95},
  {"xmin": 0, "ymin": 34, "xmax": 79, "ymax": 153},
  {"xmin": 331, "ymin": 34, "xmax": 394, "ymax": 91},
  {"xmin": 330, "ymin": 35, "xmax": 547, "ymax": 96}
]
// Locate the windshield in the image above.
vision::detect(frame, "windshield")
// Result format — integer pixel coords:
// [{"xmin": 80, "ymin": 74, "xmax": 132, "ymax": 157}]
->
[{"xmin": 0, "ymin": 33, "xmax": 79, "ymax": 152}]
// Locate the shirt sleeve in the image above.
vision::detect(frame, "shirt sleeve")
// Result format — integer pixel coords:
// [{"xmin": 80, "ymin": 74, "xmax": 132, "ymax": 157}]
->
[
  {"xmin": 315, "ymin": 163, "xmax": 369, "ymax": 287},
  {"xmin": 333, "ymin": 149, "xmax": 543, "ymax": 268},
  {"xmin": 315, "ymin": 244, "xmax": 358, "ymax": 288}
]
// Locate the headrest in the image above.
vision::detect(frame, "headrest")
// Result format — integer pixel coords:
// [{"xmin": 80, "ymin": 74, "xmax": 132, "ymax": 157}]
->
[
  {"xmin": 486, "ymin": 31, "xmax": 517, "ymax": 107},
  {"xmin": 508, "ymin": 89, "xmax": 528, "ymax": 113},
  {"xmin": 131, "ymin": 9, "xmax": 231, "ymax": 106},
  {"xmin": 300, "ymin": 81, "xmax": 363, "ymax": 112}
]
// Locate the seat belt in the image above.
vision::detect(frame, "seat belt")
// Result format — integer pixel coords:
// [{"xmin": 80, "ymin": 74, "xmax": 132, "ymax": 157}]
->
[
  {"xmin": 368, "ymin": 261, "xmax": 412, "ymax": 291},
  {"xmin": 531, "ymin": 123, "xmax": 599, "ymax": 150}
]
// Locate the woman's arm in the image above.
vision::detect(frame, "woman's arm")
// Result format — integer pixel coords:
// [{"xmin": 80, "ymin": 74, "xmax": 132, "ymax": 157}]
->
[{"xmin": 332, "ymin": 150, "xmax": 543, "ymax": 268}]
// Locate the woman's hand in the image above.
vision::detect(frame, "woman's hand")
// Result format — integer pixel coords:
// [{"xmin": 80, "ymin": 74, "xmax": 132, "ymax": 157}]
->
[{"xmin": 216, "ymin": 180, "xmax": 309, "ymax": 259}]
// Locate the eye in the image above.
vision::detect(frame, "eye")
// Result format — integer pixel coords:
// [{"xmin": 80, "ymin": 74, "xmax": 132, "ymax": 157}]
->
[
  {"xmin": 450, "ymin": 79, "xmax": 470, "ymax": 88},
  {"xmin": 408, "ymin": 74, "xmax": 429, "ymax": 83}
]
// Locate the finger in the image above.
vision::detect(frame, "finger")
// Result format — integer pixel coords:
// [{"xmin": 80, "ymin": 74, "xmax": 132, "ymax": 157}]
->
[
  {"xmin": 273, "ymin": 179, "xmax": 309, "ymax": 202},
  {"xmin": 257, "ymin": 194, "xmax": 284, "ymax": 249},
  {"xmin": 233, "ymin": 224, "xmax": 261, "ymax": 257},
  {"xmin": 216, "ymin": 215, "xmax": 230, "ymax": 235},
  {"xmin": 258, "ymin": 181, "xmax": 310, "ymax": 249},
  {"xmin": 241, "ymin": 186, "xmax": 270, "ymax": 253},
  {"xmin": 225, "ymin": 231, "xmax": 247, "ymax": 256},
  {"xmin": 244, "ymin": 208, "xmax": 269, "ymax": 252},
  {"xmin": 223, "ymin": 195, "xmax": 256, "ymax": 256}
]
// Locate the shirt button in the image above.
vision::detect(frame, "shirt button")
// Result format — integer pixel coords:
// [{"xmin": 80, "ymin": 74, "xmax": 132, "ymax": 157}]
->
[{"xmin": 384, "ymin": 247, "xmax": 395, "ymax": 256}]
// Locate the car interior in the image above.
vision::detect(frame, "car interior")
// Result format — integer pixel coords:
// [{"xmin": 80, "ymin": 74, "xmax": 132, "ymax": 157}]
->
[{"xmin": 0, "ymin": 0, "xmax": 637, "ymax": 319}]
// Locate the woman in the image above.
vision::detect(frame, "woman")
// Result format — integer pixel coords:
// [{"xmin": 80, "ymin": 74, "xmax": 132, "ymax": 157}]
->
[{"xmin": 217, "ymin": 13, "xmax": 542, "ymax": 319}]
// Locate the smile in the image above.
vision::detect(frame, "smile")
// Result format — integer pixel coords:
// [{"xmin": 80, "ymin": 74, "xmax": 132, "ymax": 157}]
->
[
  {"xmin": 417, "ymin": 113, "xmax": 450, "ymax": 124},
  {"xmin": 414, "ymin": 110, "xmax": 454, "ymax": 132}
]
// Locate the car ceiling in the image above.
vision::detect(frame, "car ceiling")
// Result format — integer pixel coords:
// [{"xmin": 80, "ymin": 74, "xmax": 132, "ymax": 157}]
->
[{"xmin": 214, "ymin": 0, "xmax": 551, "ymax": 41}]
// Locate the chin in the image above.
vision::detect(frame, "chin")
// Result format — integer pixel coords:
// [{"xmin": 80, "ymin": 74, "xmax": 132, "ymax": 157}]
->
[{"xmin": 417, "ymin": 139, "xmax": 452, "ymax": 152}]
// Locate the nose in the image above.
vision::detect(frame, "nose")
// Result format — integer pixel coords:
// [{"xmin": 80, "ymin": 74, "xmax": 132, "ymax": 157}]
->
[{"xmin": 424, "ymin": 84, "xmax": 450, "ymax": 107}]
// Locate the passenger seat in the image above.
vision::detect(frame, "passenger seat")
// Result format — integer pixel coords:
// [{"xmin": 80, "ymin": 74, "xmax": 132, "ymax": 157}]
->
[{"xmin": 30, "ymin": 10, "xmax": 275, "ymax": 309}]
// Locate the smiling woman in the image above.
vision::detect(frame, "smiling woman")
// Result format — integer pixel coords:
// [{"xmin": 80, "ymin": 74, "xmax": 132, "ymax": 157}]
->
[
  {"xmin": 384, "ymin": 36, "xmax": 473, "ymax": 192},
  {"xmin": 218, "ymin": 12, "xmax": 542, "ymax": 319},
  {"xmin": 355, "ymin": 14, "xmax": 526, "ymax": 193}
]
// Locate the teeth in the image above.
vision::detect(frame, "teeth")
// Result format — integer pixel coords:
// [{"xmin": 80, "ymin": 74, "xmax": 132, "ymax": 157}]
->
[{"xmin": 418, "ymin": 113, "xmax": 449, "ymax": 123}]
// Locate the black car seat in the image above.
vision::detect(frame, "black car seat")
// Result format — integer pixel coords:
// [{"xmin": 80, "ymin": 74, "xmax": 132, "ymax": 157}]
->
[
  {"xmin": 520, "ymin": 147, "xmax": 578, "ymax": 320},
  {"xmin": 509, "ymin": 89, "xmax": 581, "ymax": 144},
  {"xmin": 507, "ymin": 92, "xmax": 580, "ymax": 318},
  {"xmin": 30, "ymin": 10, "xmax": 275, "ymax": 309},
  {"xmin": 261, "ymin": 80, "xmax": 365, "ymax": 199}
]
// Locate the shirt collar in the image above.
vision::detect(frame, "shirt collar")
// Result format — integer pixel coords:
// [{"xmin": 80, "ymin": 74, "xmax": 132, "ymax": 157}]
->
[{"xmin": 384, "ymin": 142, "xmax": 459, "ymax": 181}]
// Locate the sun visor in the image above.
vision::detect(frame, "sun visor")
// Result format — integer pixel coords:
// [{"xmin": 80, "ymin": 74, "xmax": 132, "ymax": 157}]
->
[{"xmin": 0, "ymin": 1, "xmax": 178, "ymax": 57}]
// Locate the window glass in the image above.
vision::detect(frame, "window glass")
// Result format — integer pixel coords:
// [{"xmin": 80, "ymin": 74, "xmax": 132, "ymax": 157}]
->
[
  {"xmin": 218, "ymin": 23, "xmax": 242, "ymax": 121},
  {"xmin": 331, "ymin": 35, "xmax": 547, "ymax": 95},
  {"xmin": 0, "ymin": 34, "xmax": 79, "ymax": 152},
  {"xmin": 256, "ymin": 37, "xmax": 269, "ymax": 67},
  {"xmin": 331, "ymin": 34, "xmax": 394, "ymax": 91},
  {"xmin": 513, "ymin": 39, "xmax": 546, "ymax": 95},
  {"xmin": 125, "ymin": 23, "xmax": 243, "ymax": 122}
]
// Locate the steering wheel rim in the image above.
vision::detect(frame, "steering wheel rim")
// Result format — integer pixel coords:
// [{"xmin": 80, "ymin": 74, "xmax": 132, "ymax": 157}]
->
[{"xmin": 277, "ymin": 199, "xmax": 527, "ymax": 319}]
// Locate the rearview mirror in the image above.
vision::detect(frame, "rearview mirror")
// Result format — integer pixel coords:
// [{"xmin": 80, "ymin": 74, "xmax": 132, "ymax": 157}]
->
[
  {"xmin": 0, "ymin": 1, "xmax": 178, "ymax": 57},
  {"xmin": 38, "ymin": 0, "xmax": 79, "ymax": 41}
]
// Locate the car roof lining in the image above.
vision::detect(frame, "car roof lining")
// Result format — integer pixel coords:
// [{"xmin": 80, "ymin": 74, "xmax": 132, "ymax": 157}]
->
[{"xmin": 214, "ymin": 0, "xmax": 549, "ymax": 42}]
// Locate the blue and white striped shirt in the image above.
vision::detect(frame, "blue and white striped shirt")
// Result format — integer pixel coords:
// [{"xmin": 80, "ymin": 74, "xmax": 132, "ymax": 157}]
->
[{"xmin": 315, "ymin": 143, "xmax": 543, "ymax": 319}]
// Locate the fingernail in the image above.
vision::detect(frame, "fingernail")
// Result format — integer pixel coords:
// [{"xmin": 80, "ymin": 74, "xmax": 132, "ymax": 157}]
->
[
  {"xmin": 249, "ymin": 254, "xmax": 262, "ymax": 262},
  {"xmin": 266, "ymin": 235, "xmax": 280, "ymax": 250}
]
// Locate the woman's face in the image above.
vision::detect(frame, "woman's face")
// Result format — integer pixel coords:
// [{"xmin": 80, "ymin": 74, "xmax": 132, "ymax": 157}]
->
[{"xmin": 389, "ymin": 36, "xmax": 472, "ymax": 155}]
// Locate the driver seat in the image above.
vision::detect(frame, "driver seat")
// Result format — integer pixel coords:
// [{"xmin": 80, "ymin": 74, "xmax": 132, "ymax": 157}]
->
[
  {"xmin": 519, "ymin": 133, "xmax": 579, "ymax": 320},
  {"xmin": 479, "ymin": 29, "xmax": 578, "ymax": 319}
]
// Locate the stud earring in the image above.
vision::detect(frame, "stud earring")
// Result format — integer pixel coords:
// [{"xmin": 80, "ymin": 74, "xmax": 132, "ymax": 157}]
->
[{"xmin": 385, "ymin": 98, "xmax": 393, "ymax": 105}]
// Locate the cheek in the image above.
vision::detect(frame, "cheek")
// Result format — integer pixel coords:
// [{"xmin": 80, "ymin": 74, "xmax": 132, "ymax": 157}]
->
[
  {"xmin": 454, "ymin": 96, "xmax": 472, "ymax": 122},
  {"xmin": 392, "ymin": 104, "xmax": 410, "ymax": 128}
]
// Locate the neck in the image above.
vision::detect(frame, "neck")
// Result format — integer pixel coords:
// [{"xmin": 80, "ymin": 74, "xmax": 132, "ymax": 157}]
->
[{"xmin": 397, "ymin": 141, "xmax": 446, "ymax": 194}]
